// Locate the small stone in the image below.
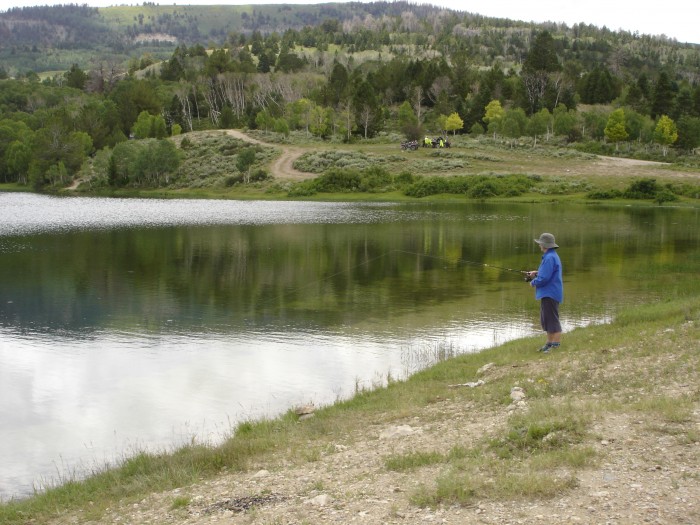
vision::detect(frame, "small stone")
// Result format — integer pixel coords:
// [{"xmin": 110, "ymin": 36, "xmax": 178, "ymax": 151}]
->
[
  {"xmin": 510, "ymin": 387, "xmax": 526, "ymax": 402},
  {"xmin": 379, "ymin": 425, "xmax": 420, "ymax": 439},
  {"xmin": 306, "ymin": 494, "xmax": 330, "ymax": 506},
  {"xmin": 295, "ymin": 404, "xmax": 315, "ymax": 416},
  {"xmin": 477, "ymin": 363, "xmax": 495, "ymax": 375}
]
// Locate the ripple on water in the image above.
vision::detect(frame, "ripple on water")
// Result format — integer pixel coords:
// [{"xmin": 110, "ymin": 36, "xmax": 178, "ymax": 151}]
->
[
  {"xmin": 0, "ymin": 194, "xmax": 527, "ymax": 238},
  {"xmin": 0, "ymin": 194, "xmax": 405, "ymax": 236}
]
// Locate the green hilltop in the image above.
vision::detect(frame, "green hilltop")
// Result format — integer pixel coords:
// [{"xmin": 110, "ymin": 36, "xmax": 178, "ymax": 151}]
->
[{"xmin": 1, "ymin": 2, "xmax": 698, "ymax": 76}]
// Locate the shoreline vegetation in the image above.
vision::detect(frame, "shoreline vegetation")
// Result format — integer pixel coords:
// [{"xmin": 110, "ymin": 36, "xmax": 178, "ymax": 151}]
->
[
  {"xmin": 1, "ymin": 137, "xmax": 699, "ymax": 523},
  {"xmin": 2, "ymin": 130, "xmax": 698, "ymax": 208}
]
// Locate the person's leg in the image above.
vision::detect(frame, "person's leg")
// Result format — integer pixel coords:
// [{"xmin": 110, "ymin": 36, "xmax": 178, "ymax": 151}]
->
[
  {"xmin": 540, "ymin": 298, "xmax": 562, "ymax": 351},
  {"xmin": 538, "ymin": 302, "xmax": 550, "ymax": 350}
]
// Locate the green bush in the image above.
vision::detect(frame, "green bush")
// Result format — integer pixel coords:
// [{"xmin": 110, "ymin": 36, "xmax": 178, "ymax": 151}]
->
[
  {"xmin": 295, "ymin": 150, "xmax": 375, "ymax": 173},
  {"xmin": 404, "ymin": 176, "xmax": 451, "ymax": 197},
  {"xmin": 287, "ymin": 181, "xmax": 317, "ymax": 197},
  {"xmin": 250, "ymin": 169, "xmax": 270, "ymax": 182},
  {"xmin": 359, "ymin": 166, "xmax": 392, "ymax": 191},
  {"xmin": 299, "ymin": 166, "xmax": 393, "ymax": 193},
  {"xmin": 445, "ymin": 176, "xmax": 471, "ymax": 194},
  {"xmin": 403, "ymin": 174, "xmax": 536, "ymax": 198},
  {"xmin": 313, "ymin": 168, "xmax": 363, "ymax": 192},
  {"xmin": 224, "ymin": 174, "xmax": 244, "ymax": 187},
  {"xmin": 624, "ymin": 178, "xmax": 659, "ymax": 199},
  {"xmin": 587, "ymin": 189, "xmax": 623, "ymax": 199},
  {"xmin": 654, "ymin": 188, "xmax": 678, "ymax": 204},
  {"xmin": 573, "ymin": 140, "xmax": 612, "ymax": 155},
  {"xmin": 469, "ymin": 179, "xmax": 500, "ymax": 198},
  {"xmin": 395, "ymin": 170, "xmax": 416, "ymax": 185},
  {"xmin": 664, "ymin": 182, "xmax": 700, "ymax": 199}
]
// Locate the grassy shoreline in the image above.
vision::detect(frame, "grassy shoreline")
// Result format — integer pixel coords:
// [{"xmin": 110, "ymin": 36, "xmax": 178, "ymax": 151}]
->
[
  {"xmin": 1, "ymin": 294, "xmax": 698, "ymax": 523},
  {"xmin": 3, "ymin": 183, "xmax": 700, "ymax": 209},
  {"xmin": 2, "ymin": 129, "xmax": 699, "ymax": 206}
]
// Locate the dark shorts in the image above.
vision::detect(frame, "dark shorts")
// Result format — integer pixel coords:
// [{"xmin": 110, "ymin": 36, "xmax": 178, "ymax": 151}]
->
[{"xmin": 540, "ymin": 297, "xmax": 562, "ymax": 333}]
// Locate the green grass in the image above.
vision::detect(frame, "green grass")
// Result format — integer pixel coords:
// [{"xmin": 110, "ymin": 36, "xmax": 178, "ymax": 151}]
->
[
  {"xmin": 0, "ymin": 183, "xmax": 29, "ymax": 192},
  {"xmin": 170, "ymin": 495, "xmax": 190, "ymax": 510},
  {"xmin": 384, "ymin": 450, "xmax": 446, "ymax": 472}
]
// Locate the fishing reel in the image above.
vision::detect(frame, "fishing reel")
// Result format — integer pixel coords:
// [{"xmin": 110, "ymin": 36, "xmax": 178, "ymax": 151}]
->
[{"xmin": 523, "ymin": 272, "xmax": 534, "ymax": 282}]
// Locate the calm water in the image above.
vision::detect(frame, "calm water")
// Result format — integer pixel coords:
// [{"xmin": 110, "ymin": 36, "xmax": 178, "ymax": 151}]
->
[{"xmin": 1, "ymin": 193, "xmax": 698, "ymax": 500}]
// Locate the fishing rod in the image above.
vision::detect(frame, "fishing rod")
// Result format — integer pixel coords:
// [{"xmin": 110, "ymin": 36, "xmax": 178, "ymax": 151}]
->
[{"xmin": 393, "ymin": 249, "xmax": 531, "ymax": 279}]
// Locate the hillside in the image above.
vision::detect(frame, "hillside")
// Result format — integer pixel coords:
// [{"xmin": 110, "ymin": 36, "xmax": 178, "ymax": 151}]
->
[
  {"xmin": 1, "ymin": 2, "xmax": 698, "ymax": 77},
  {"xmin": 1, "ymin": 2, "xmax": 699, "ymax": 196}
]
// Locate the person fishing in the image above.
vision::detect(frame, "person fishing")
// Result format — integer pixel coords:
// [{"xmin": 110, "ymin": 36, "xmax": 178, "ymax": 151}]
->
[{"xmin": 525, "ymin": 233, "xmax": 563, "ymax": 353}]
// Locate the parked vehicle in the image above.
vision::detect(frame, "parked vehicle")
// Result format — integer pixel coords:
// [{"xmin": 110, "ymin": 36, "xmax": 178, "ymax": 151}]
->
[{"xmin": 431, "ymin": 136, "xmax": 450, "ymax": 148}]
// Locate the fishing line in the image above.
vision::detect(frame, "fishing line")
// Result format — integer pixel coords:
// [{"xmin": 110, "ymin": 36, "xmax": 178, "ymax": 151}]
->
[
  {"xmin": 251, "ymin": 250, "xmax": 396, "ymax": 313},
  {"xmin": 393, "ymin": 249, "xmax": 527, "ymax": 277},
  {"xmin": 250, "ymin": 248, "xmax": 527, "ymax": 317}
]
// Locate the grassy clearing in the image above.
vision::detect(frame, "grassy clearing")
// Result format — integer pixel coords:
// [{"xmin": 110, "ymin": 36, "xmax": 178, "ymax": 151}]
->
[{"xmin": 1, "ymin": 290, "xmax": 698, "ymax": 523}]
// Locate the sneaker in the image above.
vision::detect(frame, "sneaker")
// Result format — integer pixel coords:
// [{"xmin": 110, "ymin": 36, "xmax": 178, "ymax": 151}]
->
[{"xmin": 538, "ymin": 343, "xmax": 552, "ymax": 352}]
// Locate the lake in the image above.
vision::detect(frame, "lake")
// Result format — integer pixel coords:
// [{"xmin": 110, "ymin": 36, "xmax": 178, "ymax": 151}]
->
[{"xmin": 1, "ymin": 193, "xmax": 698, "ymax": 500}]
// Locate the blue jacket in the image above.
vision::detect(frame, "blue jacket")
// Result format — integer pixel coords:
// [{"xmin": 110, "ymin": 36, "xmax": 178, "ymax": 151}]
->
[{"xmin": 531, "ymin": 249, "xmax": 563, "ymax": 303}]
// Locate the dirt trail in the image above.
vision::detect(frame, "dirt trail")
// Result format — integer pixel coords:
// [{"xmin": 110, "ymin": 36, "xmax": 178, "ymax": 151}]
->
[{"xmin": 224, "ymin": 130, "xmax": 313, "ymax": 181}]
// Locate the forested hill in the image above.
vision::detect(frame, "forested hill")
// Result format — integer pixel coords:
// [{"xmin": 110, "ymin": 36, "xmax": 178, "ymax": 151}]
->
[
  {"xmin": 1, "ymin": 2, "xmax": 699, "ymax": 77},
  {"xmin": 1, "ymin": 2, "xmax": 700, "ymax": 195}
]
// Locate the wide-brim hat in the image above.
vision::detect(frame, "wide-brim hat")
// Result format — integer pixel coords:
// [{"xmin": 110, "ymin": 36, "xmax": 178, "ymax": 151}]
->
[{"xmin": 534, "ymin": 232, "xmax": 559, "ymax": 249}]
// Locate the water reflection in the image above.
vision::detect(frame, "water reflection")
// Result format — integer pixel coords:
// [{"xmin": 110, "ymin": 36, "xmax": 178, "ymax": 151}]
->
[{"xmin": 1, "ymin": 194, "xmax": 698, "ymax": 500}]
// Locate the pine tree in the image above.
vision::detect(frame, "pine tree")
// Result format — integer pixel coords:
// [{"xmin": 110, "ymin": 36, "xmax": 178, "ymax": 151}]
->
[{"xmin": 651, "ymin": 72, "xmax": 674, "ymax": 119}]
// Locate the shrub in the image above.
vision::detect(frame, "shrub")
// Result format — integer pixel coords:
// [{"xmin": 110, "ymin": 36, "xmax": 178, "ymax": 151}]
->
[
  {"xmin": 395, "ymin": 170, "xmax": 415, "ymax": 185},
  {"xmin": 249, "ymin": 169, "xmax": 270, "ymax": 182},
  {"xmin": 404, "ymin": 176, "xmax": 451, "ymax": 197},
  {"xmin": 587, "ymin": 189, "xmax": 622, "ymax": 200},
  {"xmin": 470, "ymin": 122, "xmax": 485, "ymax": 135},
  {"xmin": 498, "ymin": 174, "xmax": 534, "ymax": 195},
  {"xmin": 359, "ymin": 166, "xmax": 392, "ymax": 191},
  {"xmin": 624, "ymin": 178, "xmax": 659, "ymax": 199},
  {"xmin": 664, "ymin": 182, "xmax": 700, "ymax": 199},
  {"xmin": 654, "ymin": 188, "xmax": 678, "ymax": 204},
  {"xmin": 287, "ymin": 181, "xmax": 317, "ymax": 197},
  {"xmin": 224, "ymin": 174, "xmax": 244, "ymax": 187},
  {"xmin": 469, "ymin": 179, "xmax": 500, "ymax": 198},
  {"xmin": 314, "ymin": 168, "xmax": 363, "ymax": 192},
  {"xmin": 446, "ymin": 176, "xmax": 471, "ymax": 194}
]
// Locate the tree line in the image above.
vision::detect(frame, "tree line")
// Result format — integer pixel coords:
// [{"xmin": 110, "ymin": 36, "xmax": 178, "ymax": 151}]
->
[{"xmin": 1, "ymin": 15, "xmax": 700, "ymax": 189}]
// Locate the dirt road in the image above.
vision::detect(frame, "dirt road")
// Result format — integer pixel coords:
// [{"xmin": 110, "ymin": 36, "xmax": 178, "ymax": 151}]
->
[{"xmin": 224, "ymin": 130, "xmax": 312, "ymax": 181}]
